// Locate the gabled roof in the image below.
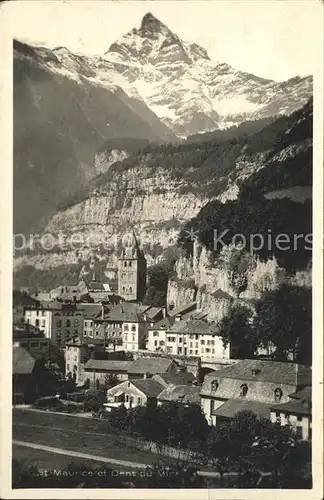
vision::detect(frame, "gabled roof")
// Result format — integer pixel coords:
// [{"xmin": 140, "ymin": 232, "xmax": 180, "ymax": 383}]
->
[
  {"xmin": 131, "ymin": 378, "xmax": 165, "ymax": 398},
  {"xmin": 158, "ymin": 385, "xmax": 200, "ymax": 404},
  {"xmin": 84, "ymin": 359, "xmax": 132, "ymax": 372},
  {"xmin": 212, "ymin": 399, "xmax": 271, "ymax": 419},
  {"xmin": 13, "ymin": 347, "xmax": 35, "ymax": 375},
  {"xmin": 127, "ymin": 357, "xmax": 177, "ymax": 375},
  {"xmin": 168, "ymin": 302, "xmax": 197, "ymax": 318}
]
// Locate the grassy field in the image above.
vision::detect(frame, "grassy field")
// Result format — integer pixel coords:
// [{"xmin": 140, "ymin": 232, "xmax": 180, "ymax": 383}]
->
[{"xmin": 12, "ymin": 409, "xmax": 161, "ymax": 468}]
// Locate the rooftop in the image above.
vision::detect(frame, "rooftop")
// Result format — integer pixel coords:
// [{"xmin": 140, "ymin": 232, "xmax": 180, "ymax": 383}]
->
[
  {"xmin": 84, "ymin": 359, "xmax": 133, "ymax": 371},
  {"xmin": 204, "ymin": 360, "xmax": 311, "ymax": 386},
  {"xmin": 158, "ymin": 385, "xmax": 200, "ymax": 404},
  {"xmin": 149, "ymin": 316, "xmax": 175, "ymax": 330},
  {"xmin": 168, "ymin": 302, "xmax": 197, "ymax": 318},
  {"xmin": 153, "ymin": 371, "xmax": 196, "ymax": 386},
  {"xmin": 270, "ymin": 398, "xmax": 311, "ymax": 416},
  {"xmin": 169, "ymin": 319, "xmax": 220, "ymax": 335},
  {"xmin": 127, "ymin": 357, "xmax": 177, "ymax": 375},
  {"xmin": 212, "ymin": 399, "xmax": 271, "ymax": 420},
  {"xmin": 131, "ymin": 378, "xmax": 165, "ymax": 398}
]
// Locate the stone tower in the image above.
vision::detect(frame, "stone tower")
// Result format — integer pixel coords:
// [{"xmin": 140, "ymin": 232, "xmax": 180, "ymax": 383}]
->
[{"xmin": 118, "ymin": 232, "xmax": 147, "ymax": 302}]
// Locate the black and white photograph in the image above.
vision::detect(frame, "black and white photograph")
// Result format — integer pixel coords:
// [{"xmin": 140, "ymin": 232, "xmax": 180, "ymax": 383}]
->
[{"xmin": 1, "ymin": 0, "xmax": 323, "ymax": 496}]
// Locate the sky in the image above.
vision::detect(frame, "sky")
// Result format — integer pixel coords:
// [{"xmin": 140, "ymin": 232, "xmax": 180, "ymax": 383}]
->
[{"xmin": 3, "ymin": 0, "xmax": 322, "ymax": 81}]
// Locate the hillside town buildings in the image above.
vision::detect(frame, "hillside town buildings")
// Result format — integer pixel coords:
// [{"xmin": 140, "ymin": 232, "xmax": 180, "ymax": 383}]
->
[{"xmin": 14, "ymin": 232, "xmax": 312, "ymax": 443}]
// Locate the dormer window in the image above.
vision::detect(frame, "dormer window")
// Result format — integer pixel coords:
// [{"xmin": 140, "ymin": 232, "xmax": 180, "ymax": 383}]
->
[
  {"xmin": 251, "ymin": 369, "xmax": 261, "ymax": 376},
  {"xmin": 274, "ymin": 388, "xmax": 283, "ymax": 402},
  {"xmin": 240, "ymin": 384, "xmax": 248, "ymax": 397},
  {"xmin": 211, "ymin": 380, "xmax": 219, "ymax": 392}
]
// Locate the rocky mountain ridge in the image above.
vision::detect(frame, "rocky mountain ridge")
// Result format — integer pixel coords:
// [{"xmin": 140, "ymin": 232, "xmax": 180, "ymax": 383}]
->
[
  {"xmin": 14, "ymin": 100, "xmax": 312, "ymax": 300},
  {"xmin": 105, "ymin": 12, "xmax": 312, "ymax": 136}
]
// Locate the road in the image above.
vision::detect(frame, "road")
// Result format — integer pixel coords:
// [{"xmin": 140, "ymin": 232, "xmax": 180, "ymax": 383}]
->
[{"xmin": 13, "ymin": 440, "xmax": 148, "ymax": 469}]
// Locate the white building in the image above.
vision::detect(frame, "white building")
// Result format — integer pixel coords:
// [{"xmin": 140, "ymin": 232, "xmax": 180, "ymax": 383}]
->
[
  {"xmin": 270, "ymin": 385, "xmax": 312, "ymax": 440},
  {"xmin": 24, "ymin": 302, "xmax": 84, "ymax": 347},
  {"xmin": 148, "ymin": 318, "xmax": 229, "ymax": 359},
  {"xmin": 200, "ymin": 359, "xmax": 312, "ymax": 427}
]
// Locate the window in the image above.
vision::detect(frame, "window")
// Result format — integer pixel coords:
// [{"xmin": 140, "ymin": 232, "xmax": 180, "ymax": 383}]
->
[
  {"xmin": 179, "ymin": 338, "xmax": 182, "ymax": 343},
  {"xmin": 124, "ymin": 261, "xmax": 127, "ymax": 267},
  {"xmin": 132, "ymin": 335, "xmax": 135, "ymax": 342},
  {"xmin": 125, "ymin": 395, "xmax": 129, "ymax": 402},
  {"xmin": 41, "ymin": 320, "xmax": 46, "ymax": 327},
  {"xmin": 36, "ymin": 310, "xmax": 39, "ymax": 316},
  {"xmin": 274, "ymin": 388, "xmax": 283, "ymax": 402},
  {"xmin": 124, "ymin": 325, "xmax": 129, "ymax": 331},
  {"xmin": 74, "ymin": 319, "xmax": 79, "ymax": 326},
  {"xmin": 195, "ymin": 349, "xmax": 198, "ymax": 355},
  {"xmin": 211, "ymin": 380, "xmax": 219, "ymax": 392},
  {"xmin": 131, "ymin": 325, "xmax": 136, "ymax": 332},
  {"xmin": 66, "ymin": 319, "xmax": 71, "ymax": 327},
  {"xmin": 129, "ymin": 262, "xmax": 132, "ymax": 267},
  {"xmin": 42, "ymin": 311, "xmax": 46, "ymax": 317},
  {"xmin": 201, "ymin": 339, "xmax": 205, "ymax": 345},
  {"xmin": 189, "ymin": 350, "xmax": 193, "ymax": 355},
  {"xmin": 137, "ymin": 397, "xmax": 142, "ymax": 405},
  {"xmin": 206, "ymin": 348, "xmax": 210, "ymax": 353},
  {"xmin": 129, "ymin": 287, "xmax": 132, "ymax": 294},
  {"xmin": 35, "ymin": 319, "xmax": 39, "ymax": 326},
  {"xmin": 154, "ymin": 340, "xmax": 158, "ymax": 347},
  {"xmin": 66, "ymin": 364, "xmax": 70, "ymax": 372},
  {"xmin": 153, "ymin": 331, "xmax": 159, "ymax": 337},
  {"xmin": 210, "ymin": 399, "xmax": 215, "ymax": 414},
  {"xmin": 297, "ymin": 415, "xmax": 303, "ymax": 422},
  {"xmin": 296, "ymin": 426, "xmax": 303, "ymax": 439},
  {"xmin": 240, "ymin": 384, "xmax": 248, "ymax": 397}
]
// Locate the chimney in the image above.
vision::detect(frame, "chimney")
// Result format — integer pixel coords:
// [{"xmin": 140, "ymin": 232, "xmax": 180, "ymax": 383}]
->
[{"xmin": 162, "ymin": 307, "xmax": 167, "ymax": 318}]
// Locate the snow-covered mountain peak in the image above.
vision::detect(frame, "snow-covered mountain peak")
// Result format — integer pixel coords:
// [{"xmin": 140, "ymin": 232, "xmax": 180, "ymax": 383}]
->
[{"xmin": 139, "ymin": 12, "xmax": 170, "ymax": 36}]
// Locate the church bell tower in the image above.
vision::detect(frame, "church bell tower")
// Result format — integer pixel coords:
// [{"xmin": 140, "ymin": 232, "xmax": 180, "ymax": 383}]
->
[{"xmin": 118, "ymin": 232, "xmax": 147, "ymax": 302}]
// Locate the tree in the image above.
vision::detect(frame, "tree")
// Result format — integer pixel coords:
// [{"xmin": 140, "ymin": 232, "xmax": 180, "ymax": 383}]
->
[
  {"xmin": 104, "ymin": 373, "xmax": 119, "ymax": 389},
  {"xmin": 254, "ymin": 284, "xmax": 312, "ymax": 363},
  {"xmin": 207, "ymin": 411, "xmax": 311, "ymax": 487},
  {"xmin": 218, "ymin": 306, "xmax": 257, "ymax": 359}
]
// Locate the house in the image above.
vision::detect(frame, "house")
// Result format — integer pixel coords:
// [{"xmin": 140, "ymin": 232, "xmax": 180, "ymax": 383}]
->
[
  {"xmin": 13, "ymin": 347, "xmax": 57, "ymax": 404},
  {"xmin": 65, "ymin": 336, "xmax": 105, "ymax": 384},
  {"xmin": 200, "ymin": 359, "xmax": 311, "ymax": 426},
  {"xmin": 81, "ymin": 304, "xmax": 104, "ymax": 338},
  {"xmin": 270, "ymin": 385, "xmax": 312, "ymax": 440},
  {"xmin": 83, "ymin": 359, "xmax": 133, "ymax": 388},
  {"xmin": 147, "ymin": 316, "xmax": 175, "ymax": 352},
  {"xmin": 24, "ymin": 301, "xmax": 84, "ymax": 347},
  {"xmin": 13, "ymin": 325, "xmax": 51, "ymax": 360},
  {"xmin": 85, "ymin": 303, "xmax": 157, "ymax": 352},
  {"xmin": 157, "ymin": 385, "xmax": 201, "ymax": 406},
  {"xmin": 127, "ymin": 357, "xmax": 179, "ymax": 379},
  {"xmin": 163, "ymin": 319, "xmax": 228, "ymax": 358},
  {"xmin": 104, "ymin": 378, "xmax": 165, "ymax": 411},
  {"xmin": 152, "ymin": 370, "xmax": 196, "ymax": 387}
]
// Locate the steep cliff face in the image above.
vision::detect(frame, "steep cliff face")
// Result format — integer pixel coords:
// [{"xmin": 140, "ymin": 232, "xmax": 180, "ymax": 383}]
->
[{"xmin": 167, "ymin": 241, "xmax": 312, "ymax": 322}]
